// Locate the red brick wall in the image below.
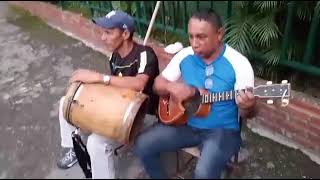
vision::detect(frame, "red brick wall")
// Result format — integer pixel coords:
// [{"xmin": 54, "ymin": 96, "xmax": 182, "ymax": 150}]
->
[
  {"xmin": 253, "ymin": 90, "xmax": 320, "ymax": 152},
  {"xmin": 10, "ymin": 1, "xmax": 320, "ymax": 162}
]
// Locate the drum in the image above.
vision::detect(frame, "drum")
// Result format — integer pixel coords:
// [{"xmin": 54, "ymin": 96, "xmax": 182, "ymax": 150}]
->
[{"xmin": 62, "ymin": 82, "xmax": 149, "ymax": 144}]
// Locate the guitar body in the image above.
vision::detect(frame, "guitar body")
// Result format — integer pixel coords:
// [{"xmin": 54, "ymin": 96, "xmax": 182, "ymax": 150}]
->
[
  {"xmin": 158, "ymin": 91, "xmax": 211, "ymax": 125},
  {"xmin": 194, "ymin": 103, "xmax": 211, "ymax": 117},
  {"xmin": 158, "ymin": 96, "xmax": 188, "ymax": 125}
]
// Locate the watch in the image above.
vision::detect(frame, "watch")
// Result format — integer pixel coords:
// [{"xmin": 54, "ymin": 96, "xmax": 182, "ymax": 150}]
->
[{"xmin": 103, "ymin": 74, "xmax": 111, "ymax": 85}]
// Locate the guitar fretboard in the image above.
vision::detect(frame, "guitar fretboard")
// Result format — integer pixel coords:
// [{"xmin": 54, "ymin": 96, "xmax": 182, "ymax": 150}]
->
[
  {"xmin": 201, "ymin": 90, "xmax": 242, "ymax": 103},
  {"xmin": 200, "ymin": 83, "xmax": 291, "ymax": 104}
]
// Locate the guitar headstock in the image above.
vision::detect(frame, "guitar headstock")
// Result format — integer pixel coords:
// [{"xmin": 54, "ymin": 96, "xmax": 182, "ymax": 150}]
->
[{"xmin": 254, "ymin": 80, "xmax": 291, "ymax": 107}]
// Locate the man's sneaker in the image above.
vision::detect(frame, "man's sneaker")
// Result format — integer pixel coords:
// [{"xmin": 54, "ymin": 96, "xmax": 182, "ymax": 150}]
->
[{"xmin": 57, "ymin": 148, "xmax": 78, "ymax": 169}]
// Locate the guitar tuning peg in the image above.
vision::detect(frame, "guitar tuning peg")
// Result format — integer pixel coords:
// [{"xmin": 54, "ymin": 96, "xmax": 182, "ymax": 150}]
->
[
  {"xmin": 266, "ymin": 81, "xmax": 273, "ymax": 85},
  {"xmin": 281, "ymin": 80, "xmax": 288, "ymax": 84},
  {"xmin": 281, "ymin": 98, "xmax": 289, "ymax": 107},
  {"xmin": 267, "ymin": 99, "xmax": 274, "ymax": 104}
]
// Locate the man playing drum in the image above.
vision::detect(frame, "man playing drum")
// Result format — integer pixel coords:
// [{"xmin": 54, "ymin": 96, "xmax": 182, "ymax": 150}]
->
[{"xmin": 56, "ymin": 10, "xmax": 159, "ymax": 179}]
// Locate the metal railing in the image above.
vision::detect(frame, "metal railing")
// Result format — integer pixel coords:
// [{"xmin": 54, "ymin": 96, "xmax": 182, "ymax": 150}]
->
[{"xmin": 57, "ymin": 1, "xmax": 320, "ymax": 78}]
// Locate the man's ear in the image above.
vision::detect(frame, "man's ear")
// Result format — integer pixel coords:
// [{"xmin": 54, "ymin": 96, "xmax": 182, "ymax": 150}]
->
[
  {"xmin": 122, "ymin": 30, "xmax": 131, "ymax": 40},
  {"xmin": 217, "ymin": 27, "xmax": 225, "ymax": 42}
]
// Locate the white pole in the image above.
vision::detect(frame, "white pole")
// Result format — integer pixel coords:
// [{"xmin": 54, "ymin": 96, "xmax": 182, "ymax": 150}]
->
[{"xmin": 143, "ymin": 1, "xmax": 161, "ymax": 46}]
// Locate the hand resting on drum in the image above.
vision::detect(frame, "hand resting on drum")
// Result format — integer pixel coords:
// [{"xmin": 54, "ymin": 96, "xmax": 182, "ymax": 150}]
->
[
  {"xmin": 69, "ymin": 68, "xmax": 150, "ymax": 92},
  {"xmin": 70, "ymin": 69, "xmax": 103, "ymax": 84}
]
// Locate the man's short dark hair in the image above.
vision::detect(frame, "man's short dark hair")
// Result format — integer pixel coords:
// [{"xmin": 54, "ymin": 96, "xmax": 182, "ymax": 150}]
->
[
  {"xmin": 119, "ymin": 29, "xmax": 134, "ymax": 40},
  {"xmin": 191, "ymin": 8, "xmax": 223, "ymax": 29},
  {"xmin": 129, "ymin": 31, "xmax": 134, "ymax": 40}
]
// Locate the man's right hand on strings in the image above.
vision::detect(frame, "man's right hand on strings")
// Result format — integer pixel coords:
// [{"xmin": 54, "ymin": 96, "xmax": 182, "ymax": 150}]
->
[{"xmin": 166, "ymin": 82, "xmax": 196, "ymax": 103}]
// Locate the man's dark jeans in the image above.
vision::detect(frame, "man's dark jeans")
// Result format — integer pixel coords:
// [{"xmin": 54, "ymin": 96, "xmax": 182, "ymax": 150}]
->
[{"xmin": 134, "ymin": 123, "xmax": 241, "ymax": 179}]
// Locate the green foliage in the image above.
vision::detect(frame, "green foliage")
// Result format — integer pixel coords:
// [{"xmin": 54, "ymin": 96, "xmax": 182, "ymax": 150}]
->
[
  {"xmin": 316, "ymin": 1, "xmax": 320, "ymax": 18},
  {"xmin": 251, "ymin": 13, "xmax": 281, "ymax": 48},
  {"xmin": 111, "ymin": 1, "xmax": 137, "ymax": 15},
  {"xmin": 224, "ymin": 14, "xmax": 255, "ymax": 55},
  {"xmin": 224, "ymin": 1, "xmax": 319, "ymax": 80},
  {"xmin": 296, "ymin": 1, "xmax": 316, "ymax": 22},
  {"xmin": 60, "ymin": 1, "xmax": 137, "ymax": 18},
  {"xmin": 253, "ymin": 1, "xmax": 279, "ymax": 12},
  {"xmin": 62, "ymin": 1, "xmax": 92, "ymax": 18}
]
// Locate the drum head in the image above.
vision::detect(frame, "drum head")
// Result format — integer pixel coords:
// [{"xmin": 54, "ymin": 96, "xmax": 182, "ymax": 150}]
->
[
  {"xmin": 128, "ymin": 96, "xmax": 149, "ymax": 144},
  {"xmin": 62, "ymin": 82, "xmax": 82, "ymax": 125}
]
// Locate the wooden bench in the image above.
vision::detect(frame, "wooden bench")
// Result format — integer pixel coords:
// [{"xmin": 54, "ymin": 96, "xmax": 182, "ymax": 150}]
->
[{"xmin": 175, "ymin": 146, "xmax": 243, "ymax": 179}]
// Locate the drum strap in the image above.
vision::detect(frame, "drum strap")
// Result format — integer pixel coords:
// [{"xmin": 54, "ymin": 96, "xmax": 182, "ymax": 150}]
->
[
  {"xmin": 114, "ymin": 144, "xmax": 125, "ymax": 156},
  {"xmin": 71, "ymin": 130, "xmax": 92, "ymax": 178}
]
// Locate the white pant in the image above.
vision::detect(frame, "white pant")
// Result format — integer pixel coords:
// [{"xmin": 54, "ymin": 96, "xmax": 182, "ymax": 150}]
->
[{"xmin": 58, "ymin": 96, "xmax": 118, "ymax": 179}]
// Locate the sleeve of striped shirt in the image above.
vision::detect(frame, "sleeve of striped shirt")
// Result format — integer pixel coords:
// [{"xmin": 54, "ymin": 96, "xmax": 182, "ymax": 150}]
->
[
  {"xmin": 137, "ymin": 47, "xmax": 159, "ymax": 78},
  {"xmin": 108, "ymin": 53, "xmax": 115, "ymax": 75}
]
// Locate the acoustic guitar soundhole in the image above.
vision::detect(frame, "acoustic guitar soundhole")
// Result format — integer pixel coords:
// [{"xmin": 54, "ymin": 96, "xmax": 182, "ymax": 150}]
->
[{"xmin": 184, "ymin": 89, "xmax": 202, "ymax": 115}]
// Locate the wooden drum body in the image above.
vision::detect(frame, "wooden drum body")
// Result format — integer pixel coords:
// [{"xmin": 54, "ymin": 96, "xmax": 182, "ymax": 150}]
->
[{"xmin": 62, "ymin": 82, "xmax": 149, "ymax": 144}]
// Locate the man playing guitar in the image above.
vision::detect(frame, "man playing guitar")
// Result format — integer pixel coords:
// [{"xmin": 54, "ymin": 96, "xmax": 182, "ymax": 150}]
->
[{"xmin": 134, "ymin": 8, "xmax": 256, "ymax": 179}]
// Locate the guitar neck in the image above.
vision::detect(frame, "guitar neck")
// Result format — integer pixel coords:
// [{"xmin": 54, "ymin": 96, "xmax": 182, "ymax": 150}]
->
[
  {"xmin": 200, "ymin": 82, "xmax": 291, "ymax": 104},
  {"xmin": 201, "ymin": 90, "xmax": 242, "ymax": 104}
]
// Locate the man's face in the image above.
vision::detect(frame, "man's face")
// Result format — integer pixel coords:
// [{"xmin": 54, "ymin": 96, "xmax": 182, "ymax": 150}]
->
[
  {"xmin": 188, "ymin": 18, "xmax": 223, "ymax": 59},
  {"xmin": 101, "ymin": 28, "xmax": 124, "ymax": 52}
]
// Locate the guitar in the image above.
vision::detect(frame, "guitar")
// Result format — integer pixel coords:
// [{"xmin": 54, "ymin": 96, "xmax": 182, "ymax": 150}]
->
[{"xmin": 158, "ymin": 80, "xmax": 291, "ymax": 126}]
